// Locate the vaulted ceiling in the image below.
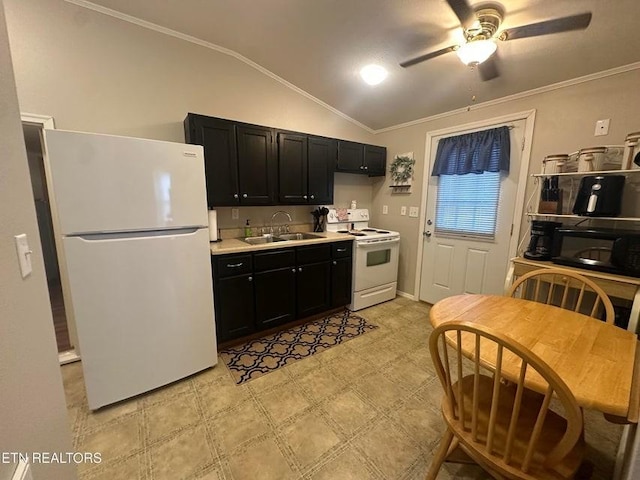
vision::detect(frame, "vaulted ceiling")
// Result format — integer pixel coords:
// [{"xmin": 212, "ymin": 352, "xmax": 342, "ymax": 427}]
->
[{"xmin": 85, "ymin": 0, "xmax": 640, "ymax": 131}]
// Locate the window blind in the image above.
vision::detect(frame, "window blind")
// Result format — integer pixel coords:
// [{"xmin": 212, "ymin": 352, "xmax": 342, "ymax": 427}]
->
[{"xmin": 435, "ymin": 171, "xmax": 501, "ymax": 240}]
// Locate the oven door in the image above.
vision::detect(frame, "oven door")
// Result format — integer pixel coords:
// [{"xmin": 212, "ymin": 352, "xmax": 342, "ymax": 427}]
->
[{"xmin": 354, "ymin": 237, "xmax": 400, "ymax": 291}]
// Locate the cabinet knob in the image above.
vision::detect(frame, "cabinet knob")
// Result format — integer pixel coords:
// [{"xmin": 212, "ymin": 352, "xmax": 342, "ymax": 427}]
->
[
  {"xmin": 291, "ymin": 268, "xmax": 296, "ymax": 273},
  {"xmin": 303, "ymin": 195, "xmax": 307, "ymax": 199},
  {"xmin": 364, "ymin": 165, "xmax": 368, "ymax": 170},
  {"xmin": 359, "ymin": 165, "xmax": 364, "ymax": 170},
  {"xmin": 333, "ymin": 261, "xmax": 337, "ymax": 265},
  {"xmin": 233, "ymin": 193, "xmax": 239, "ymax": 199},
  {"xmin": 248, "ymin": 276, "xmax": 253, "ymax": 282},
  {"xmin": 298, "ymin": 267, "xmax": 302, "ymax": 272},
  {"xmin": 310, "ymin": 194, "xmax": 315, "ymax": 200},
  {"xmin": 242, "ymin": 193, "xmax": 248, "ymax": 198}
]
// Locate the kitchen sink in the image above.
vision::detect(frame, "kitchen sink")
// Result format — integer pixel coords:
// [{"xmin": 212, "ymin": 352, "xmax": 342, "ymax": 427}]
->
[
  {"xmin": 276, "ymin": 233, "xmax": 322, "ymax": 241},
  {"xmin": 242, "ymin": 235, "xmax": 285, "ymax": 245}
]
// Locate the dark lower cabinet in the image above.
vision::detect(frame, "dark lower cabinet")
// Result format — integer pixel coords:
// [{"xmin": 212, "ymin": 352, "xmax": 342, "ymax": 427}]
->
[
  {"xmin": 331, "ymin": 257, "xmax": 352, "ymax": 308},
  {"xmin": 214, "ymin": 274, "xmax": 255, "ymax": 342},
  {"xmin": 296, "ymin": 262, "xmax": 331, "ymax": 318},
  {"xmin": 212, "ymin": 241, "xmax": 353, "ymax": 344}
]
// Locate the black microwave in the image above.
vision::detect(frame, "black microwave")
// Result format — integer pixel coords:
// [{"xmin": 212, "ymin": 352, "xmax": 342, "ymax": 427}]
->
[{"xmin": 551, "ymin": 227, "xmax": 640, "ymax": 277}]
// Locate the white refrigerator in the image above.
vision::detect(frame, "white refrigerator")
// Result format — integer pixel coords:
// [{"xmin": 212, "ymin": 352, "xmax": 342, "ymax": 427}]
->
[{"xmin": 44, "ymin": 129, "xmax": 217, "ymax": 410}]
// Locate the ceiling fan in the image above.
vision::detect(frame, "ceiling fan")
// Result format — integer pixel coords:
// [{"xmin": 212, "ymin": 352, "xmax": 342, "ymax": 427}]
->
[{"xmin": 400, "ymin": 0, "xmax": 592, "ymax": 81}]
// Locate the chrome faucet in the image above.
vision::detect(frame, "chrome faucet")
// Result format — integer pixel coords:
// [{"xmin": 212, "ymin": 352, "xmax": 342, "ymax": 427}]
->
[{"xmin": 270, "ymin": 210, "xmax": 292, "ymax": 235}]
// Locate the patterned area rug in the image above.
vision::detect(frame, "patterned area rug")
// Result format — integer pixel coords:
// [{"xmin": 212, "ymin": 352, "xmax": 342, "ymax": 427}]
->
[{"xmin": 221, "ymin": 310, "xmax": 378, "ymax": 384}]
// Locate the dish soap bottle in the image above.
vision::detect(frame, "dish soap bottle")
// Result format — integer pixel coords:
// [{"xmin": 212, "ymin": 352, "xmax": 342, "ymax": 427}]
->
[{"xmin": 244, "ymin": 219, "xmax": 253, "ymax": 237}]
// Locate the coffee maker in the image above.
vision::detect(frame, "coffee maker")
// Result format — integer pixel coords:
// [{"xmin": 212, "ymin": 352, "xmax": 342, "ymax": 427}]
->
[{"xmin": 524, "ymin": 221, "xmax": 562, "ymax": 260}]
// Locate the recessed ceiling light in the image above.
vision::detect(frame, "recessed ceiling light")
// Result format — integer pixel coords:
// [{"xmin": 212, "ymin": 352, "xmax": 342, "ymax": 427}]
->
[{"xmin": 360, "ymin": 64, "xmax": 388, "ymax": 85}]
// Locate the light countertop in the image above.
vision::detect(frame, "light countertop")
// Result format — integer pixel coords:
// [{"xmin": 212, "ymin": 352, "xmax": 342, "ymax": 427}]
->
[{"xmin": 210, "ymin": 231, "xmax": 353, "ymax": 255}]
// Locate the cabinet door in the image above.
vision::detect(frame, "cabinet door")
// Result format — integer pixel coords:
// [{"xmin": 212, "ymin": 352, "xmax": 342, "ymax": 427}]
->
[
  {"xmin": 254, "ymin": 267, "xmax": 296, "ymax": 329},
  {"xmin": 364, "ymin": 145, "xmax": 387, "ymax": 177},
  {"xmin": 237, "ymin": 125, "xmax": 276, "ymax": 205},
  {"xmin": 308, "ymin": 137, "xmax": 336, "ymax": 204},
  {"xmin": 331, "ymin": 257, "xmax": 352, "ymax": 308},
  {"xmin": 214, "ymin": 274, "xmax": 255, "ymax": 342},
  {"xmin": 296, "ymin": 261, "xmax": 331, "ymax": 318},
  {"xmin": 278, "ymin": 132, "xmax": 308, "ymax": 204},
  {"xmin": 336, "ymin": 140, "xmax": 364, "ymax": 173},
  {"xmin": 184, "ymin": 115, "xmax": 239, "ymax": 207}
]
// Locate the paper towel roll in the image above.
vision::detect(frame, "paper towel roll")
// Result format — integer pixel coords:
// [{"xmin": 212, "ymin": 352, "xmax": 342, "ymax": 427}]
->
[{"xmin": 208, "ymin": 210, "xmax": 218, "ymax": 241}]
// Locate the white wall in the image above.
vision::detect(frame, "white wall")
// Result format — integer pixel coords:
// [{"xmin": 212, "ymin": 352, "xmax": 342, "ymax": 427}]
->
[
  {"xmin": 373, "ymin": 68, "xmax": 640, "ymax": 296},
  {"xmin": 0, "ymin": 1, "xmax": 76, "ymax": 478}
]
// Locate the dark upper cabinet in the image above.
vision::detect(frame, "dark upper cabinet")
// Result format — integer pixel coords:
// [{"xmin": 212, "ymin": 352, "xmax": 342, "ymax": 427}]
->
[
  {"xmin": 337, "ymin": 140, "xmax": 364, "ymax": 173},
  {"xmin": 237, "ymin": 125, "xmax": 276, "ymax": 205},
  {"xmin": 184, "ymin": 115, "xmax": 239, "ymax": 207},
  {"xmin": 364, "ymin": 145, "xmax": 387, "ymax": 177},
  {"xmin": 278, "ymin": 133, "xmax": 335, "ymax": 205},
  {"xmin": 336, "ymin": 140, "xmax": 387, "ymax": 177},
  {"xmin": 278, "ymin": 132, "xmax": 308, "ymax": 204},
  {"xmin": 184, "ymin": 114, "xmax": 276, "ymax": 207},
  {"xmin": 307, "ymin": 137, "xmax": 336, "ymax": 204}
]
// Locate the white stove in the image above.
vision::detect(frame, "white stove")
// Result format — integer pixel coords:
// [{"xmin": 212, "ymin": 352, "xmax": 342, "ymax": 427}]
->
[{"xmin": 326, "ymin": 208, "xmax": 400, "ymax": 310}]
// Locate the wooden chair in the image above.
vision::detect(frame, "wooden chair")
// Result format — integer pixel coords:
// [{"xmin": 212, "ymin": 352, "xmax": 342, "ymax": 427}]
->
[
  {"xmin": 507, "ymin": 268, "xmax": 615, "ymax": 324},
  {"xmin": 426, "ymin": 320, "xmax": 585, "ymax": 480}
]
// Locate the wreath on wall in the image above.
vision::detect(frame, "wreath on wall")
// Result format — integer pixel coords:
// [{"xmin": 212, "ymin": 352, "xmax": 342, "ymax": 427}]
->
[{"xmin": 389, "ymin": 154, "xmax": 415, "ymax": 184}]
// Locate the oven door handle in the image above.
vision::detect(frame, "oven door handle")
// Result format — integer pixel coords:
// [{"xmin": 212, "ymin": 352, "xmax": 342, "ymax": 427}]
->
[{"xmin": 356, "ymin": 238, "xmax": 400, "ymax": 248}]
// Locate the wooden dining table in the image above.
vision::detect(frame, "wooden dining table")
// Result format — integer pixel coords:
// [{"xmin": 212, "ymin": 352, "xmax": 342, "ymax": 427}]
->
[{"xmin": 429, "ymin": 294, "xmax": 640, "ymax": 420}]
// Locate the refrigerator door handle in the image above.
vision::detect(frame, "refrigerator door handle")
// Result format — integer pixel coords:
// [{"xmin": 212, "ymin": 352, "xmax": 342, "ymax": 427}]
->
[{"xmin": 73, "ymin": 227, "xmax": 203, "ymax": 241}]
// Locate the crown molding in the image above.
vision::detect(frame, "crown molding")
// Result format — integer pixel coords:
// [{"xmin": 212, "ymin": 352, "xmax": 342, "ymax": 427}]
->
[
  {"xmin": 375, "ymin": 62, "xmax": 640, "ymax": 134},
  {"xmin": 64, "ymin": 0, "xmax": 376, "ymax": 134}
]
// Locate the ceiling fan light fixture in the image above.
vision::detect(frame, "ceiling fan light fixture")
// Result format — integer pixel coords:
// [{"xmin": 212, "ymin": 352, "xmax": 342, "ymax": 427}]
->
[
  {"xmin": 359, "ymin": 64, "xmax": 388, "ymax": 85},
  {"xmin": 456, "ymin": 39, "xmax": 497, "ymax": 65}
]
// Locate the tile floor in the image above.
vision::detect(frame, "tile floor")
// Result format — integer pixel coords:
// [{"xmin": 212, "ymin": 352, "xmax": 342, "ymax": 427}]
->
[{"xmin": 62, "ymin": 297, "xmax": 622, "ymax": 479}]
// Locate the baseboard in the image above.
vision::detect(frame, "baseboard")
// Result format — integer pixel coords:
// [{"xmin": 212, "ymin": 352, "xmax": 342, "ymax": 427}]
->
[
  {"xmin": 396, "ymin": 290, "xmax": 416, "ymax": 301},
  {"xmin": 58, "ymin": 349, "xmax": 80, "ymax": 365}
]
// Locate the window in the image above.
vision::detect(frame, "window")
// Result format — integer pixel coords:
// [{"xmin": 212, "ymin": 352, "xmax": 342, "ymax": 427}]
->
[
  {"xmin": 431, "ymin": 125, "xmax": 510, "ymax": 241},
  {"xmin": 435, "ymin": 171, "xmax": 501, "ymax": 240}
]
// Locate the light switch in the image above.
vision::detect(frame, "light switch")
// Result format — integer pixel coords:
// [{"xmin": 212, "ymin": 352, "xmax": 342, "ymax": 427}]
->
[
  {"xmin": 409, "ymin": 206, "xmax": 419, "ymax": 218},
  {"xmin": 382, "ymin": 205, "xmax": 388, "ymax": 215},
  {"xmin": 231, "ymin": 208, "xmax": 239, "ymax": 220},
  {"xmin": 400, "ymin": 206, "xmax": 407, "ymax": 216},
  {"xmin": 14, "ymin": 234, "xmax": 33, "ymax": 278}
]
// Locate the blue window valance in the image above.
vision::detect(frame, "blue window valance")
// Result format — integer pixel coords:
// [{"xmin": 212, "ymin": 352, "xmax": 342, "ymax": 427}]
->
[{"xmin": 431, "ymin": 126, "xmax": 511, "ymax": 176}]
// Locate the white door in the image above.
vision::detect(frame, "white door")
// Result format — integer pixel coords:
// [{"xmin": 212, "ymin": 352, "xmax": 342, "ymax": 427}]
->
[
  {"xmin": 44, "ymin": 129, "xmax": 208, "ymax": 234},
  {"xmin": 63, "ymin": 227, "xmax": 216, "ymax": 409},
  {"xmin": 419, "ymin": 120, "xmax": 525, "ymax": 304}
]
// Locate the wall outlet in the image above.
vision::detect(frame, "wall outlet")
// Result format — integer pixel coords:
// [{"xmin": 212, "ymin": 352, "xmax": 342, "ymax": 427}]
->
[
  {"xmin": 382, "ymin": 205, "xmax": 388, "ymax": 215},
  {"xmin": 595, "ymin": 118, "xmax": 610, "ymax": 136},
  {"xmin": 231, "ymin": 208, "xmax": 239, "ymax": 220},
  {"xmin": 400, "ymin": 206, "xmax": 407, "ymax": 216},
  {"xmin": 409, "ymin": 206, "xmax": 419, "ymax": 218}
]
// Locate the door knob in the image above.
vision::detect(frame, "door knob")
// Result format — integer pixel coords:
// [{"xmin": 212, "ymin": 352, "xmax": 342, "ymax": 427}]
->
[{"xmin": 423, "ymin": 231, "xmax": 432, "ymax": 237}]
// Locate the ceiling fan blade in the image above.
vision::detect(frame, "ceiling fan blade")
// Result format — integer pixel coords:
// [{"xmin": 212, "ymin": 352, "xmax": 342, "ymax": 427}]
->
[
  {"xmin": 478, "ymin": 55, "xmax": 500, "ymax": 81},
  {"xmin": 500, "ymin": 12, "xmax": 592, "ymax": 41},
  {"xmin": 446, "ymin": 0, "xmax": 476, "ymax": 29},
  {"xmin": 400, "ymin": 45, "xmax": 458, "ymax": 68}
]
